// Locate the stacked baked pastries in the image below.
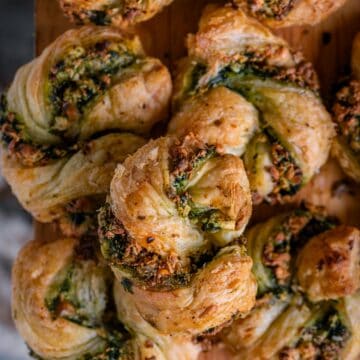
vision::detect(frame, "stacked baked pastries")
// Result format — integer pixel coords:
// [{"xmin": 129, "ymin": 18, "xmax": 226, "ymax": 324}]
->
[
  {"xmin": 57, "ymin": 0, "xmax": 346, "ymax": 28},
  {"xmin": 2, "ymin": 0, "xmax": 360, "ymax": 359},
  {"xmin": 220, "ymin": 207, "xmax": 360, "ymax": 359},
  {"xmin": 169, "ymin": 4, "xmax": 334, "ymax": 205}
]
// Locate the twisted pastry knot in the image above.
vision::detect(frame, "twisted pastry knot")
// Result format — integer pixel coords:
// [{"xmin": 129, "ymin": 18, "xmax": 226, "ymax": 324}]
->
[
  {"xmin": 59, "ymin": 0, "xmax": 173, "ymax": 27},
  {"xmin": 12, "ymin": 237, "xmax": 201, "ymax": 360},
  {"xmin": 169, "ymin": 4, "xmax": 334, "ymax": 205},
  {"xmin": 98, "ymin": 134, "xmax": 257, "ymax": 337},
  {"xmin": 332, "ymin": 33, "xmax": 360, "ymax": 183},
  {"xmin": 233, "ymin": 0, "xmax": 347, "ymax": 27},
  {"xmin": 220, "ymin": 206, "xmax": 360, "ymax": 359},
  {"xmin": 0, "ymin": 26, "xmax": 171, "ymax": 223}
]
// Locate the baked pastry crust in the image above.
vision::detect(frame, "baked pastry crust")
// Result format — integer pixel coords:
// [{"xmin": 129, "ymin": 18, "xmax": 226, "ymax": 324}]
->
[
  {"xmin": 113, "ymin": 281, "xmax": 203, "ymax": 360},
  {"xmin": 98, "ymin": 134, "xmax": 257, "ymax": 335},
  {"xmin": 221, "ymin": 208, "xmax": 360, "ymax": 359},
  {"xmin": 297, "ymin": 225, "xmax": 360, "ymax": 302},
  {"xmin": 12, "ymin": 237, "xmax": 201, "ymax": 359},
  {"xmin": 234, "ymin": 0, "xmax": 347, "ymax": 28},
  {"xmin": 2, "ymin": 134, "xmax": 146, "ymax": 222},
  {"xmin": 59, "ymin": 0, "xmax": 174, "ymax": 27},
  {"xmin": 12, "ymin": 238, "xmax": 118, "ymax": 359},
  {"xmin": 0, "ymin": 26, "xmax": 171, "ymax": 223},
  {"xmin": 170, "ymin": 4, "xmax": 334, "ymax": 204},
  {"xmin": 113, "ymin": 245, "xmax": 256, "ymax": 336}
]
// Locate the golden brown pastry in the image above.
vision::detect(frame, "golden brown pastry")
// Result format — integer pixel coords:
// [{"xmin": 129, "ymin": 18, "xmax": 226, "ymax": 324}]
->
[
  {"xmin": 227, "ymin": 293, "xmax": 360, "ymax": 360},
  {"xmin": 296, "ymin": 225, "xmax": 360, "ymax": 303},
  {"xmin": 292, "ymin": 158, "xmax": 360, "ymax": 228},
  {"xmin": 59, "ymin": 0, "xmax": 173, "ymax": 27},
  {"xmin": 12, "ymin": 237, "xmax": 130, "ymax": 359},
  {"xmin": 332, "ymin": 33, "xmax": 360, "ymax": 183},
  {"xmin": 113, "ymin": 244, "xmax": 256, "ymax": 336},
  {"xmin": 220, "ymin": 207, "xmax": 360, "ymax": 359},
  {"xmin": 233, "ymin": 0, "xmax": 347, "ymax": 28},
  {"xmin": 98, "ymin": 134, "xmax": 257, "ymax": 336},
  {"xmin": 169, "ymin": 4, "xmax": 334, "ymax": 205},
  {"xmin": 0, "ymin": 26, "xmax": 171, "ymax": 223},
  {"xmin": 245, "ymin": 207, "xmax": 342, "ymax": 296},
  {"xmin": 12, "ymin": 237, "xmax": 201, "ymax": 359},
  {"xmin": 113, "ymin": 280, "xmax": 204, "ymax": 360}
]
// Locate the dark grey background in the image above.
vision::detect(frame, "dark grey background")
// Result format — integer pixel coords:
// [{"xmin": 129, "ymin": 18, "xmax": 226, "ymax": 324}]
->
[
  {"xmin": 0, "ymin": 0, "xmax": 35, "ymax": 359},
  {"xmin": 0, "ymin": 0, "xmax": 34, "ymax": 90}
]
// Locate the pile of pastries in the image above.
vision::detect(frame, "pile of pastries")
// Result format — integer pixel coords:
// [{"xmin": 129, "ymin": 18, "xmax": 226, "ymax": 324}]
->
[{"xmin": 1, "ymin": 0, "xmax": 360, "ymax": 359}]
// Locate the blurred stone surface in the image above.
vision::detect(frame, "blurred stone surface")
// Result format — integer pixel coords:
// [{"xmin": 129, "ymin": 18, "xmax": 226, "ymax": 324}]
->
[{"xmin": 0, "ymin": 0, "xmax": 34, "ymax": 358}]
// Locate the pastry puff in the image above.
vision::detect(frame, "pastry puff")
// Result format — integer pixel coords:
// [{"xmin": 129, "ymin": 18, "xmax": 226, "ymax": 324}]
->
[
  {"xmin": 12, "ymin": 237, "xmax": 121, "ymax": 359},
  {"xmin": 98, "ymin": 134, "xmax": 257, "ymax": 335},
  {"xmin": 12, "ymin": 237, "xmax": 201, "ymax": 359},
  {"xmin": 220, "ymin": 208, "xmax": 360, "ymax": 359},
  {"xmin": 169, "ymin": 4, "xmax": 334, "ymax": 205},
  {"xmin": 233, "ymin": 0, "xmax": 347, "ymax": 28},
  {"xmin": 59, "ymin": 0, "xmax": 174, "ymax": 28},
  {"xmin": 0, "ymin": 26, "xmax": 171, "ymax": 223}
]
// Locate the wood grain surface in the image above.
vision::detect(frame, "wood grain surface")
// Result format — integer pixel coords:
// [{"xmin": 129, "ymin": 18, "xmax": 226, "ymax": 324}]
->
[{"xmin": 35, "ymin": 0, "xmax": 360, "ymax": 358}]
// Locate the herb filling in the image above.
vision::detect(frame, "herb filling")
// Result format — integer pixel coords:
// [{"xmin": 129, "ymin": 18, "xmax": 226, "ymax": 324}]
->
[
  {"xmin": 1, "ymin": 40, "xmax": 137, "ymax": 166},
  {"xmin": 42, "ymin": 242, "xmax": 135, "ymax": 360},
  {"xmin": 71, "ymin": 1, "xmax": 147, "ymax": 26},
  {"xmin": 188, "ymin": 48, "xmax": 318, "ymax": 97},
  {"xmin": 0, "ymin": 95, "xmax": 79, "ymax": 166},
  {"xmin": 262, "ymin": 209, "xmax": 337, "ymax": 286},
  {"xmin": 182, "ymin": 53, "xmax": 319, "ymax": 203},
  {"xmin": 263, "ymin": 130, "xmax": 303, "ymax": 204},
  {"xmin": 98, "ymin": 203, "xmax": 191, "ymax": 290},
  {"xmin": 280, "ymin": 307, "xmax": 351, "ymax": 359},
  {"xmin": 45, "ymin": 253, "xmax": 110, "ymax": 328},
  {"xmin": 48, "ymin": 40, "xmax": 135, "ymax": 136},
  {"xmin": 247, "ymin": 0, "xmax": 297, "ymax": 20}
]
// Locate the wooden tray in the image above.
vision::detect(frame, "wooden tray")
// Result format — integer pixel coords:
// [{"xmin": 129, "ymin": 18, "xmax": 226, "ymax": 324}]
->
[{"xmin": 35, "ymin": 0, "xmax": 360, "ymax": 358}]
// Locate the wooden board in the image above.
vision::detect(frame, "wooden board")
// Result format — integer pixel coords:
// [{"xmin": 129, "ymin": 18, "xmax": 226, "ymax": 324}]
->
[{"xmin": 35, "ymin": 0, "xmax": 360, "ymax": 358}]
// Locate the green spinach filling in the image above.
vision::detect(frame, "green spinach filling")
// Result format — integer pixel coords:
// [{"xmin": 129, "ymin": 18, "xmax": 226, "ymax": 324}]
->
[
  {"xmin": 98, "ymin": 203, "xmax": 191, "ymax": 290},
  {"xmin": 170, "ymin": 143, "xmax": 217, "ymax": 193},
  {"xmin": 261, "ymin": 209, "xmax": 337, "ymax": 289},
  {"xmin": 168, "ymin": 142, "xmax": 233, "ymax": 232},
  {"xmin": 83, "ymin": 341, "xmax": 135, "ymax": 360},
  {"xmin": 188, "ymin": 204, "xmax": 228, "ymax": 233},
  {"xmin": 188, "ymin": 55, "xmax": 317, "ymax": 97},
  {"xmin": 48, "ymin": 41, "xmax": 136, "ymax": 137},
  {"xmin": 183, "ymin": 58, "xmax": 317, "ymax": 202},
  {"xmin": 261, "ymin": 129, "xmax": 303, "ymax": 203},
  {"xmin": 29, "ymin": 321, "xmax": 133, "ymax": 360},
  {"xmin": 0, "ymin": 95, "xmax": 78, "ymax": 166},
  {"xmin": 45, "ymin": 259, "xmax": 110, "ymax": 328},
  {"xmin": 282, "ymin": 305, "xmax": 351, "ymax": 359},
  {"xmin": 98, "ymin": 203, "xmax": 218, "ymax": 290},
  {"xmin": 1, "ymin": 40, "xmax": 138, "ymax": 166},
  {"xmin": 41, "ymin": 242, "xmax": 136, "ymax": 360},
  {"xmin": 74, "ymin": 0, "xmax": 148, "ymax": 26}
]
